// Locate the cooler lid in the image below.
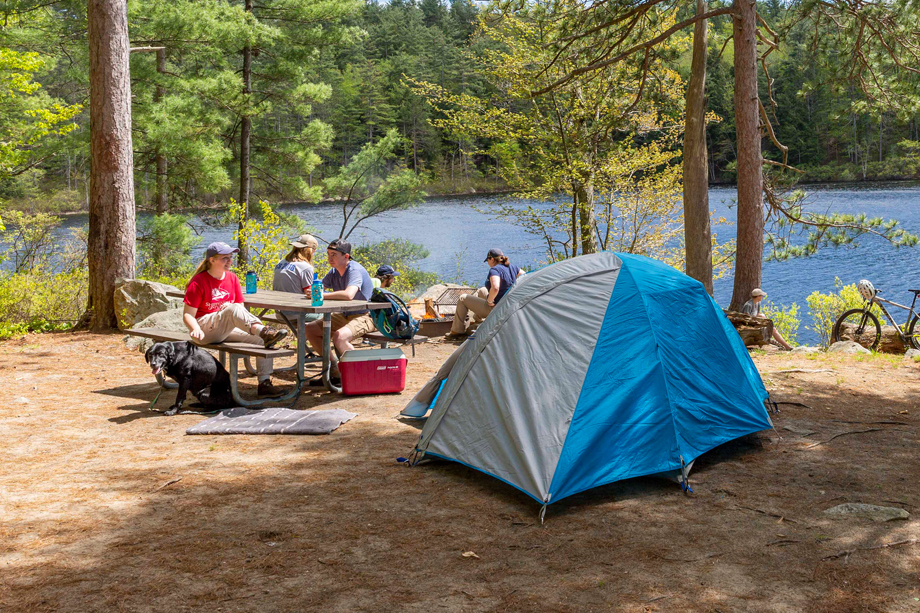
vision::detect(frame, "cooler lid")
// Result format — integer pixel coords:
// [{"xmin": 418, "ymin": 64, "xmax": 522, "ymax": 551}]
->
[{"xmin": 340, "ymin": 348, "xmax": 406, "ymax": 362}]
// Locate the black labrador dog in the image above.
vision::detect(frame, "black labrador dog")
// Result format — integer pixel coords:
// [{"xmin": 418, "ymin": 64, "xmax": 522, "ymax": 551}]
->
[{"xmin": 145, "ymin": 341, "xmax": 234, "ymax": 416}]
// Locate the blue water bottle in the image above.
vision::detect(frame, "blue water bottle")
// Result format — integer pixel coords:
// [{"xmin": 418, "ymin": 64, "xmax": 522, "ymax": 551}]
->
[
  {"xmin": 245, "ymin": 271, "xmax": 258, "ymax": 294},
  {"xmin": 311, "ymin": 272, "xmax": 324, "ymax": 306}
]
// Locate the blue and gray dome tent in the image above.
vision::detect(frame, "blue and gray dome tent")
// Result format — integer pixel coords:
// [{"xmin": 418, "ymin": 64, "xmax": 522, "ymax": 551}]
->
[{"xmin": 405, "ymin": 252, "xmax": 773, "ymax": 507}]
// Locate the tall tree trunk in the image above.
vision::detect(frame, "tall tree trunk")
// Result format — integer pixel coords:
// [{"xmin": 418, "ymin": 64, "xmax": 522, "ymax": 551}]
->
[
  {"xmin": 86, "ymin": 0, "xmax": 135, "ymax": 331},
  {"xmin": 237, "ymin": 0, "xmax": 253, "ymax": 265},
  {"xmin": 577, "ymin": 176, "xmax": 597, "ymax": 255},
  {"xmin": 728, "ymin": 0, "xmax": 763, "ymax": 310},
  {"xmin": 154, "ymin": 48, "xmax": 168, "ymax": 214},
  {"xmin": 683, "ymin": 0, "xmax": 713, "ymax": 295}
]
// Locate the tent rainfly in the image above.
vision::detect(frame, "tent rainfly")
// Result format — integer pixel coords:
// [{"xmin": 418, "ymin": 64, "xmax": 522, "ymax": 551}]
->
[{"xmin": 404, "ymin": 252, "xmax": 773, "ymax": 509}]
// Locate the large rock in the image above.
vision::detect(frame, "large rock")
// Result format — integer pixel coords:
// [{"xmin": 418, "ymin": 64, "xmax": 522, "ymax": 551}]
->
[
  {"xmin": 791, "ymin": 345, "xmax": 823, "ymax": 354},
  {"xmin": 114, "ymin": 278, "xmax": 183, "ymax": 330},
  {"xmin": 824, "ymin": 503, "xmax": 909, "ymax": 522},
  {"xmin": 123, "ymin": 306, "xmax": 187, "ymax": 353},
  {"xmin": 835, "ymin": 322, "xmax": 907, "ymax": 353},
  {"xmin": 905, "ymin": 348, "xmax": 920, "ymax": 360},
  {"xmin": 828, "ymin": 341, "xmax": 871, "ymax": 354}
]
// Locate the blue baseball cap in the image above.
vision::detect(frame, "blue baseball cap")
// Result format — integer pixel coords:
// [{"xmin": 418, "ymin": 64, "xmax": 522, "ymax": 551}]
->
[
  {"xmin": 206, "ymin": 241, "xmax": 240, "ymax": 258},
  {"xmin": 376, "ymin": 265, "xmax": 399, "ymax": 277}
]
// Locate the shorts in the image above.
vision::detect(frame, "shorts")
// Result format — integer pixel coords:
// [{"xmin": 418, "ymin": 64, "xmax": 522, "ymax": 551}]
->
[{"xmin": 330, "ymin": 312, "xmax": 376, "ymax": 339}]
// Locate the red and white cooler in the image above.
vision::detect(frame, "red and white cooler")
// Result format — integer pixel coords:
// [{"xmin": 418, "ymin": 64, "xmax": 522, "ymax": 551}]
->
[{"xmin": 338, "ymin": 348, "xmax": 407, "ymax": 396}]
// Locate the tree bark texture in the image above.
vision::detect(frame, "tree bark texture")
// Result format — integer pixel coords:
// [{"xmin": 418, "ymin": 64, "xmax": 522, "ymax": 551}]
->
[
  {"xmin": 237, "ymin": 0, "xmax": 253, "ymax": 265},
  {"xmin": 87, "ymin": 0, "xmax": 136, "ymax": 331},
  {"xmin": 728, "ymin": 0, "xmax": 764, "ymax": 311},
  {"xmin": 576, "ymin": 180, "xmax": 597, "ymax": 255},
  {"xmin": 155, "ymin": 47, "xmax": 168, "ymax": 214},
  {"xmin": 683, "ymin": 0, "xmax": 713, "ymax": 295}
]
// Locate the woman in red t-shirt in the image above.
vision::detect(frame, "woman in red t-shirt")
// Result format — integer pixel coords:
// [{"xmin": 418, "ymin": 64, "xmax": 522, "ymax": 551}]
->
[{"xmin": 183, "ymin": 242, "xmax": 288, "ymax": 397}]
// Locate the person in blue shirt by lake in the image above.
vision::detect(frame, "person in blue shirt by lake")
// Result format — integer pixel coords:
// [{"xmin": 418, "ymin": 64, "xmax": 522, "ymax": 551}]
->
[
  {"xmin": 304, "ymin": 239, "xmax": 376, "ymax": 382},
  {"xmin": 448, "ymin": 248, "xmax": 525, "ymax": 337}
]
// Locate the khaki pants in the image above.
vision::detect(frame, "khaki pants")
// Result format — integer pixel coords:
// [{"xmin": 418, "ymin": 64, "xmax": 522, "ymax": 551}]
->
[
  {"xmin": 451, "ymin": 287, "xmax": 492, "ymax": 334},
  {"xmin": 196, "ymin": 303, "xmax": 271, "ymax": 381}
]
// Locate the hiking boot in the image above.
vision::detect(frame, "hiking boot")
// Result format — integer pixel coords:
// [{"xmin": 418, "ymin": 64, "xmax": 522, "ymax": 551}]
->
[
  {"xmin": 257, "ymin": 379, "xmax": 288, "ymax": 397},
  {"xmin": 259, "ymin": 326, "xmax": 288, "ymax": 349}
]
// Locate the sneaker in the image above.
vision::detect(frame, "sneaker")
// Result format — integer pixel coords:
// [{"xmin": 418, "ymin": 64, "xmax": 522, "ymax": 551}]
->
[
  {"xmin": 259, "ymin": 326, "xmax": 288, "ymax": 349},
  {"xmin": 257, "ymin": 379, "xmax": 288, "ymax": 397}
]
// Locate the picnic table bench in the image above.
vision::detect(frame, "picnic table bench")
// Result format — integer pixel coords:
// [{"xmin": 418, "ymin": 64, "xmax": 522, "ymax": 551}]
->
[
  {"xmin": 363, "ymin": 331, "xmax": 428, "ymax": 357},
  {"xmin": 126, "ymin": 327, "xmax": 297, "ymax": 407}
]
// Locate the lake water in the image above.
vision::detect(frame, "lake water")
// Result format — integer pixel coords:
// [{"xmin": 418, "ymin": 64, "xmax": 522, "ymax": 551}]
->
[{"xmin": 42, "ymin": 181, "xmax": 920, "ymax": 344}]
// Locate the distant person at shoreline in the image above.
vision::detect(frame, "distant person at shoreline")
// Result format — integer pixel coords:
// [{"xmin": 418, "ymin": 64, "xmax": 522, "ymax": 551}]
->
[
  {"xmin": 741, "ymin": 288, "xmax": 793, "ymax": 350},
  {"xmin": 372, "ymin": 264, "xmax": 399, "ymax": 290},
  {"xmin": 448, "ymin": 248, "xmax": 525, "ymax": 337}
]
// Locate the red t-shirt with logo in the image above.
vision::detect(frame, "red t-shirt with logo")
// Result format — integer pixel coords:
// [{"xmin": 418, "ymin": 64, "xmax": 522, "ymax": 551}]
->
[{"xmin": 184, "ymin": 271, "xmax": 244, "ymax": 319}]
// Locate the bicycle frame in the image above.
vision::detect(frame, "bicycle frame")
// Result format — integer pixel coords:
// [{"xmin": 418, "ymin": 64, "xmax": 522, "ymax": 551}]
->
[{"xmin": 870, "ymin": 292, "xmax": 920, "ymax": 339}]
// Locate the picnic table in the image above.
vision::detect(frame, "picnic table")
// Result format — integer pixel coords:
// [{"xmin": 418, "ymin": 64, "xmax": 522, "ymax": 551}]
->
[{"xmin": 165, "ymin": 288, "xmax": 389, "ymax": 395}]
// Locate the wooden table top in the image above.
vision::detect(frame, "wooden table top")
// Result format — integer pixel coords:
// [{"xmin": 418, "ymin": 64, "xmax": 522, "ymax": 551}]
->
[{"xmin": 166, "ymin": 287, "xmax": 386, "ymax": 314}]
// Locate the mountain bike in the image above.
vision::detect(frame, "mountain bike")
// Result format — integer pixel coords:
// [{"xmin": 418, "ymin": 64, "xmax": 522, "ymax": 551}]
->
[{"xmin": 831, "ymin": 280, "xmax": 920, "ymax": 351}]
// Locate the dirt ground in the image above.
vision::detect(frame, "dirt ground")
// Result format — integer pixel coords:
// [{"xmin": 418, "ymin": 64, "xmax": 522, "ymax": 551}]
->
[{"xmin": 3, "ymin": 332, "xmax": 920, "ymax": 612}]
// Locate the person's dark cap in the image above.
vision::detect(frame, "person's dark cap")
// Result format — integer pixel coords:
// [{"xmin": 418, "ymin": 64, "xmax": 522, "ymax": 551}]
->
[
  {"xmin": 376, "ymin": 265, "xmax": 399, "ymax": 278},
  {"xmin": 206, "ymin": 241, "xmax": 240, "ymax": 258},
  {"xmin": 484, "ymin": 248, "xmax": 504, "ymax": 262},
  {"xmin": 327, "ymin": 238, "xmax": 352, "ymax": 256}
]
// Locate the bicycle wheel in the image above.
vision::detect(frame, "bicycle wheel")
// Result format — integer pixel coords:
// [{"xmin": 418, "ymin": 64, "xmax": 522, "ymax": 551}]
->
[
  {"xmin": 906, "ymin": 316, "xmax": 920, "ymax": 350},
  {"xmin": 832, "ymin": 309, "xmax": 882, "ymax": 350}
]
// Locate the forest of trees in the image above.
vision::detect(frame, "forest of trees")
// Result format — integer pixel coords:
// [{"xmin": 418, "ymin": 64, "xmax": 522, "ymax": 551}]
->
[{"xmin": 2, "ymin": 0, "xmax": 920, "ymax": 217}]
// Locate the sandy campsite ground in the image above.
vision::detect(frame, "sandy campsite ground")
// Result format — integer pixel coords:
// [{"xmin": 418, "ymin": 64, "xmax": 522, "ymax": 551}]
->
[{"xmin": 3, "ymin": 332, "xmax": 920, "ymax": 611}]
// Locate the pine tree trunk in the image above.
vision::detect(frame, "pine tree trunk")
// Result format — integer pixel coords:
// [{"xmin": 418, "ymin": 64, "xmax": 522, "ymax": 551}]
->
[
  {"xmin": 155, "ymin": 48, "xmax": 168, "ymax": 214},
  {"xmin": 683, "ymin": 0, "xmax": 713, "ymax": 295},
  {"xmin": 86, "ymin": 0, "xmax": 136, "ymax": 331},
  {"xmin": 238, "ymin": 0, "xmax": 253, "ymax": 265},
  {"xmin": 729, "ymin": 0, "xmax": 763, "ymax": 311}
]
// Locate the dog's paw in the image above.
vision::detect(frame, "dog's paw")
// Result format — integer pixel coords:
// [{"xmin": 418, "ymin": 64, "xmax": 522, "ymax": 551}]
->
[{"xmin": 165, "ymin": 405, "xmax": 180, "ymax": 416}]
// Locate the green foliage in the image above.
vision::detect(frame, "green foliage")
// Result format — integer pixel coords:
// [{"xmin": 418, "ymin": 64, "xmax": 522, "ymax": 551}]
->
[
  {"xmin": 761, "ymin": 301, "xmax": 800, "ymax": 347},
  {"xmin": 230, "ymin": 199, "xmax": 306, "ymax": 288},
  {"xmin": 324, "ymin": 128, "xmax": 426, "ymax": 239},
  {"xmin": 0, "ymin": 210, "xmax": 63, "ymax": 273},
  {"xmin": 352, "ymin": 238, "xmax": 439, "ymax": 296},
  {"xmin": 0, "ymin": 48, "xmax": 81, "ymax": 182},
  {"xmin": 805, "ymin": 277, "xmax": 883, "ymax": 348},
  {"xmin": 0, "ymin": 268, "xmax": 87, "ymax": 339},
  {"xmin": 137, "ymin": 213, "xmax": 200, "ymax": 281},
  {"xmin": 765, "ymin": 189, "xmax": 919, "ymax": 261}
]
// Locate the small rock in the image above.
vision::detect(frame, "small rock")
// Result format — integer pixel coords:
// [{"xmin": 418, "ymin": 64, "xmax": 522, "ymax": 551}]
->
[
  {"xmin": 823, "ymin": 503, "xmax": 909, "ymax": 522},
  {"xmin": 828, "ymin": 341, "xmax": 871, "ymax": 354},
  {"xmin": 905, "ymin": 349, "xmax": 920, "ymax": 360},
  {"xmin": 791, "ymin": 346, "xmax": 822, "ymax": 354}
]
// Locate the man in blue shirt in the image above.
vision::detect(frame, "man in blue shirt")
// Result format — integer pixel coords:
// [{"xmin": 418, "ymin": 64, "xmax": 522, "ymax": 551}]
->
[{"xmin": 304, "ymin": 239, "xmax": 377, "ymax": 379}]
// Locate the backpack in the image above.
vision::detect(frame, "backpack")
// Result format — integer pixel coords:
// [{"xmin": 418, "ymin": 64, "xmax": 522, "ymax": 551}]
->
[{"xmin": 370, "ymin": 288, "xmax": 420, "ymax": 340}]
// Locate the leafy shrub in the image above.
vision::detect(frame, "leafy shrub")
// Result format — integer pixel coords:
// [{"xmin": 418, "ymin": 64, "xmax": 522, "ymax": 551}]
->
[
  {"xmin": 137, "ymin": 213, "xmax": 200, "ymax": 282},
  {"xmin": 351, "ymin": 239, "xmax": 440, "ymax": 297},
  {"xmin": 762, "ymin": 301, "xmax": 800, "ymax": 347},
  {"xmin": 0, "ymin": 268, "xmax": 87, "ymax": 339},
  {"xmin": 805, "ymin": 277, "xmax": 882, "ymax": 347},
  {"xmin": 230, "ymin": 199, "xmax": 306, "ymax": 289}
]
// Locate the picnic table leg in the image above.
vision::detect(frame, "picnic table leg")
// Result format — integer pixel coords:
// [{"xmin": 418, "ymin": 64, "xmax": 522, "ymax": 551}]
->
[
  {"xmin": 297, "ymin": 313, "xmax": 305, "ymax": 382},
  {"xmin": 228, "ymin": 354, "xmax": 304, "ymax": 408},
  {"xmin": 321, "ymin": 312, "xmax": 342, "ymax": 393}
]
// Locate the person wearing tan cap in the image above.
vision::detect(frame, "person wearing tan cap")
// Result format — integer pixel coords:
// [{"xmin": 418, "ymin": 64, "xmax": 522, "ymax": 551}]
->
[{"xmin": 741, "ymin": 288, "xmax": 792, "ymax": 350}]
